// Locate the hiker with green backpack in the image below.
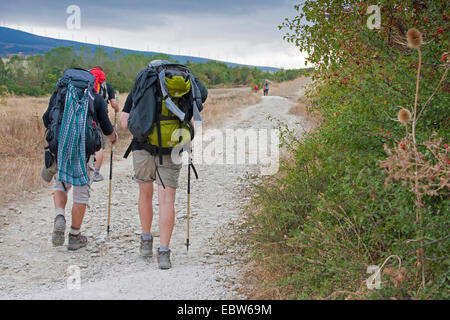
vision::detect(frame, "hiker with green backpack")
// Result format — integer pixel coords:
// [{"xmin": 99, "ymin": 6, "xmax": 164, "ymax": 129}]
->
[
  {"xmin": 120, "ymin": 60, "xmax": 207, "ymax": 269},
  {"xmin": 42, "ymin": 68, "xmax": 118, "ymax": 251}
]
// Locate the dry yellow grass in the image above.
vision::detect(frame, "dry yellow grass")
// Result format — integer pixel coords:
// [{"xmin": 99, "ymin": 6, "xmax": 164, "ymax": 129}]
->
[
  {"xmin": 269, "ymin": 76, "xmax": 311, "ymax": 100},
  {"xmin": 202, "ymin": 88, "xmax": 262, "ymax": 127},
  {"xmin": 0, "ymin": 96, "xmax": 49, "ymax": 204}
]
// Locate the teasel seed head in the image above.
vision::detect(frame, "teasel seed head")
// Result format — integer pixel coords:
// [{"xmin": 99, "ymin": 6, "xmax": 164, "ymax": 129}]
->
[
  {"xmin": 407, "ymin": 28, "xmax": 423, "ymax": 49},
  {"xmin": 398, "ymin": 108, "xmax": 412, "ymax": 124}
]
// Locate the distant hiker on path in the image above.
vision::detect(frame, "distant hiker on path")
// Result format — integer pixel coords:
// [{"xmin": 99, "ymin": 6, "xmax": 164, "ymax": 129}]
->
[
  {"xmin": 42, "ymin": 68, "xmax": 118, "ymax": 251},
  {"xmin": 89, "ymin": 66, "xmax": 120, "ymax": 182},
  {"xmin": 263, "ymin": 82, "xmax": 269, "ymax": 96},
  {"xmin": 253, "ymin": 83, "xmax": 259, "ymax": 93},
  {"xmin": 119, "ymin": 60, "xmax": 207, "ymax": 269}
]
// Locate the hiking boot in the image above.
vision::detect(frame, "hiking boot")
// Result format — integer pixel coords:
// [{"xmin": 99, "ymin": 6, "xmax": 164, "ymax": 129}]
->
[
  {"xmin": 68, "ymin": 233, "xmax": 88, "ymax": 251},
  {"xmin": 92, "ymin": 172, "xmax": 104, "ymax": 182},
  {"xmin": 52, "ymin": 215, "xmax": 66, "ymax": 246},
  {"xmin": 157, "ymin": 248, "xmax": 172, "ymax": 270},
  {"xmin": 140, "ymin": 236, "xmax": 153, "ymax": 257}
]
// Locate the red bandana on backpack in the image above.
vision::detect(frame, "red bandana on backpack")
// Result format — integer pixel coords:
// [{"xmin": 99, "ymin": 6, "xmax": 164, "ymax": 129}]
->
[{"xmin": 89, "ymin": 67, "xmax": 106, "ymax": 93}]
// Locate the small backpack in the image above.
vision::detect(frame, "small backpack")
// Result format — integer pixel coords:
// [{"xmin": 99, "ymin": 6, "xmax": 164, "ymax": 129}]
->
[
  {"xmin": 45, "ymin": 68, "xmax": 102, "ymax": 165},
  {"xmin": 126, "ymin": 60, "xmax": 207, "ymax": 164}
]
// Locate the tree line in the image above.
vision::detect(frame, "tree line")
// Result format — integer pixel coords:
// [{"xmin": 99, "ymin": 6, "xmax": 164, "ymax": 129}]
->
[{"xmin": 0, "ymin": 46, "xmax": 312, "ymax": 96}]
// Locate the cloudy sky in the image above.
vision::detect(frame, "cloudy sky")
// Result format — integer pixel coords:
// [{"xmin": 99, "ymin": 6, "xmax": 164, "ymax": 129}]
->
[{"xmin": 0, "ymin": 0, "xmax": 309, "ymax": 69}]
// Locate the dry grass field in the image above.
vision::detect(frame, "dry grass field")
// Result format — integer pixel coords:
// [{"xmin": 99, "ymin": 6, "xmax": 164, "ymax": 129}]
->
[
  {"xmin": 0, "ymin": 96, "xmax": 49, "ymax": 204},
  {"xmin": 0, "ymin": 87, "xmax": 264, "ymax": 204},
  {"xmin": 201, "ymin": 87, "xmax": 261, "ymax": 128},
  {"xmin": 269, "ymin": 77, "xmax": 308, "ymax": 99}
]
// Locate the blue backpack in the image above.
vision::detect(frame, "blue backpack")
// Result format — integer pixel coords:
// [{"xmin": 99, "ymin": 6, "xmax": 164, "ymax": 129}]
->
[{"xmin": 44, "ymin": 68, "xmax": 102, "ymax": 166}]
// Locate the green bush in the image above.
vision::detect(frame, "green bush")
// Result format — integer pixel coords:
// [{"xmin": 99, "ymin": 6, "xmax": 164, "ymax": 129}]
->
[{"xmin": 245, "ymin": 0, "xmax": 449, "ymax": 299}]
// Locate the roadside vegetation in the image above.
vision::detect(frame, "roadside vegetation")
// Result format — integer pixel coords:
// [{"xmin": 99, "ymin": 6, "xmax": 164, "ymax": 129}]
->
[{"xmin": 243, "ymin": 1, "xmax": 449, "ymax": 299}]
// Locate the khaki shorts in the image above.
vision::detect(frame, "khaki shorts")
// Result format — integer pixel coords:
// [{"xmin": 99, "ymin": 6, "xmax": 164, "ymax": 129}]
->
[
  {"xmin": 132, "ymin": 150, "xmax": 182, "ymax": 188},
  {"xmin": 53, "ymin": 156, "xmax": 95, "ymax": 205}
]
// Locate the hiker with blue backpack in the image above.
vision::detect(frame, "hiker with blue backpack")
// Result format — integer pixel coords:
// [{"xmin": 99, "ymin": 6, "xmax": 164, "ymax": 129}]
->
[
  {"xmin": 120, "ymin": 60, "xmax": 207, "ymax": 269},
  {"xmin": 42, "ymin": 68, "xmax": 118, "ymax": 251}
]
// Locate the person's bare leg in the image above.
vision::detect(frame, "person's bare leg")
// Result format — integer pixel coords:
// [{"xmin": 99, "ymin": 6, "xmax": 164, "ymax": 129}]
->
[
  {"xmin": 158, "ymin": 185, "xmax": 176, "ymax": 247},
  {"xmin": 71, "ymin": 203, "xmax": 87, "ymax": 229},
  {"xmin": 94, "ymin": 149, "xmax": 104, "ymax": 170},
  {"xmin": 53, "ymin": 190, "xmax": 68, "ymax": 209},
  {"xmin": 67, "ymin": 202, "xmax": 88, "ymax": 250},
  {"xmin": 138, "ymin": 183, "xmax": 154, "ymax": 234}
]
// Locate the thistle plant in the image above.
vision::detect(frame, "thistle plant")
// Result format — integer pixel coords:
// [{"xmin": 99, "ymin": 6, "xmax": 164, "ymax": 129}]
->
[{"xmin": 380, "ymin": 28, "xmax": 449, "ymax": 291}]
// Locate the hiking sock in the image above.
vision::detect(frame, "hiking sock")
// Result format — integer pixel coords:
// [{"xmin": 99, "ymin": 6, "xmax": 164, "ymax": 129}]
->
[
  {"xmin": 70, "ymin": 227, "xmax": 81, "ymax": 236},
  {"xmin": 159, "ymin": 246, "xmax": 170, "ymax": 252},
  {"xmin": 94, "ymin": 167, "xmax": 100, "ymax": 174},
  {"xmin": 142, "ymin": 233, "xmax": 153, "ymax": 241},
  {"xmin": 55, "ymin": 207, "xmax": 65, "ymax": 218}
]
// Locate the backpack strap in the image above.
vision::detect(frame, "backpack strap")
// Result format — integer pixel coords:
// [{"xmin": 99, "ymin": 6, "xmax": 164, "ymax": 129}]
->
[
  {"xmin": 155, "ymin": 106, "xmax": 164, "ymax": 166},
  {"xmin": 155, "ymin": 166, "xmax": 166, "ymax": 189},
  {"xmin": 188, "ymin": 74, "xmax": 203, "ymax": 125},
  {"xmin": 157, "ymin": 69, "xmax": 186, "ymax": 121},
  {"xmin": 100, "ymin": 82, "xmax": 109, "ymax": 103},
  {"xmin": 154, "ymin": 82, "xmax": 164, "ymax": 165},
  {"xmin": 87, "ymin": 84, "xmax": 95, "ymax": 115},
  {"xmin": 123, "ymin": 142, "xmax": 133, "ymax": 159},
  {"xmin": 190, "ymin": 163, "xmax": 199, "ymax": 180}
]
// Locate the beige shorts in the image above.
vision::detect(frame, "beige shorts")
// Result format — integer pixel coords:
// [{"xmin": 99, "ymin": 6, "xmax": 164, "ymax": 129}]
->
[
  {"xmin": 53, "ymin": 157, "xmax": 95, "ymax": 205},
  {"xmin": 132, "ymin": 150, "xmax": 182, "ymax": 188}
]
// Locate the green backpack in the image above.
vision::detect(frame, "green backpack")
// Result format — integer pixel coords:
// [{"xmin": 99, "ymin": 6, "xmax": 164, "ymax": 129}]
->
[{"xmin": 126, "ymin": 60, "xmax": 207, "ymax": 164}]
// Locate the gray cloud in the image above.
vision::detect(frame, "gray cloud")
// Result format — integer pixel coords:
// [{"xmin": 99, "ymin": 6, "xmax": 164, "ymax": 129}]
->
[
  {"xmin": 0, "ymin": 0, "xmax": 306, "ymax": 68},
  {"xmin": 0, "ymin": 0, "xmax": 296, "ymax": 30}
]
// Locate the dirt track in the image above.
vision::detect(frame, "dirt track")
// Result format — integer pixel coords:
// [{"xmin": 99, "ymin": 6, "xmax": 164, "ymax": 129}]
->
[{"xmin": 0, "ymin": 78, "xmax": 311, "ymax": 299}]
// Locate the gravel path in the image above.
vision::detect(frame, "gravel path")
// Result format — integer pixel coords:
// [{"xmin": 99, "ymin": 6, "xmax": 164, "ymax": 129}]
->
[{"xmin": 0, "ymin": 80, "xmax": 310, "ymax": 300}]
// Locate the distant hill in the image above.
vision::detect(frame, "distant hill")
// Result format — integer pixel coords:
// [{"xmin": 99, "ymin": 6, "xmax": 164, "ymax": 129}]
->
[{"xmin": 0, "ymin": 27, "xmax": 279, "ymax": 72}]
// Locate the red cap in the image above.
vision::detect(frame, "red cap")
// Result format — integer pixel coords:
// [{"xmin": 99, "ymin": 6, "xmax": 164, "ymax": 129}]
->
[{"xmin": 89, "ymin": 67, "xmax": 106, "ymax": 93}]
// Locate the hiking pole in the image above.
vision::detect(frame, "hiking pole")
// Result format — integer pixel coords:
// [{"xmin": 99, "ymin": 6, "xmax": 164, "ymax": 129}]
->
[
  {"xmin": 185, "ymin": 142, "xmax": 198, "ymax": 252},
  {"xmin": 185, "ymin": 151, "xmax": 192, "ymax": 252},
  {"xmin": 107, "ymin": 91, "xmax": 119, "ymax": 235}
]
